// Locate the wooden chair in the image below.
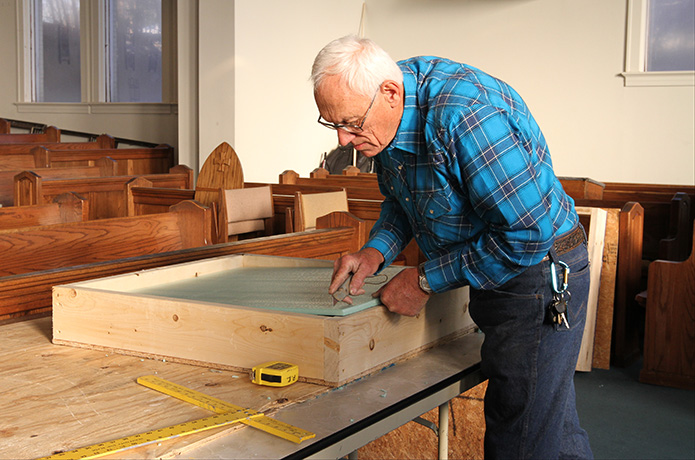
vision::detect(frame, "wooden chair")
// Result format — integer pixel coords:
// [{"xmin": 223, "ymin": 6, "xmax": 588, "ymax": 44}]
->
[
  {"xmin": 292, "ymin": 189, "xmax": 349, "ymax": 232},
  {"xmin": 218, "ymin": 185, "xmax": 274, "ymax": 242}
]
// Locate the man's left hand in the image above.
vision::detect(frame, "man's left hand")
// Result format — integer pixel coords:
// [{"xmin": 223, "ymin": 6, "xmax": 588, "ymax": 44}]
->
[{"xmin": 373, "ymin": 267, "xmax": 430, "ymax": 317}]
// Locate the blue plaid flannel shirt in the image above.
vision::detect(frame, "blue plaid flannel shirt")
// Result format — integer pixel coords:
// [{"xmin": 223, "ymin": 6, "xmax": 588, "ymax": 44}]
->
[{"xmin": 364, "ymin": 57, "xmax": 578, "ymax": 292}]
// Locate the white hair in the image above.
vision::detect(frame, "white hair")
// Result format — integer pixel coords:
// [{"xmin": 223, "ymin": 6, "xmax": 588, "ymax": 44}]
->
[{"xmin": 311, "ymin": 35, "xmax": 403, "ymax": 97}]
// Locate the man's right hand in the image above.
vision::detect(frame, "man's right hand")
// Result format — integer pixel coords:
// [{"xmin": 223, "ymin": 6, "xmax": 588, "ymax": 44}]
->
[{"xmin": 328, "ymin": 247, "xmax": 385, "ymax": 298}]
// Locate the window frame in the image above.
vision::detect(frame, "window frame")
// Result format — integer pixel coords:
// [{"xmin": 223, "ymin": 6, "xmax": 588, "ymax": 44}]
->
[
  {"xmin": 15, "ymin": 0, "xmax": 177, "ymax": 114},
  {"xmin": 622, "ymin": 0, "xmax": 695, "ymax": 87}
]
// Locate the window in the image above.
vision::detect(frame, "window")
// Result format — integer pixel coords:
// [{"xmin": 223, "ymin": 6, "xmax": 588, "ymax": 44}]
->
[
  {"xmin": 646, "ymin": 0, "xmax": 695, "ymax": 71},
  {"xmin": 623, "ymin": 0, "xmax": 695, "ymax": 86},
  {"xmin": 32, "ymin": 0, "xmax": 82, "ymax": 102},
  {"xmin": 105, "ymin": 0, "xmax": 163, "ymax": 102},
  {"xmin": 19, "ymin": 0, "xmax": 174, "ymax": 107}
]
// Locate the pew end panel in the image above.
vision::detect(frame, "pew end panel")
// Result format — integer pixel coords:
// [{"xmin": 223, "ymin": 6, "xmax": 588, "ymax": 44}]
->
[
  {"xmin": 0, "ymin": 126, "xmax": 60, "ymax": 144},
  {"xmin": 640, "ymin": 220, "xmax": 695, "ymax": 390},
  {"xmin": 0, "ymin": 118, "xmax": 10, "ymax": 133}
]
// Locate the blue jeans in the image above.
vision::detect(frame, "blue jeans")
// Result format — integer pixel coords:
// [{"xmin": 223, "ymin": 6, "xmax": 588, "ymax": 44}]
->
[{"xmin": 469, "ymin": 233, "xmax": 594, "ymax": 460}]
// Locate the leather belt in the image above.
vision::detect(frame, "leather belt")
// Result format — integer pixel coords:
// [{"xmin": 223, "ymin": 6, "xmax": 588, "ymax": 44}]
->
[
  {"xmin": 541, "ymin": 225, "xmax": 586, "ymax": 262},
  {"xmin": 551, "ymin": 225, "xmax": 586, "ymax": 257}
]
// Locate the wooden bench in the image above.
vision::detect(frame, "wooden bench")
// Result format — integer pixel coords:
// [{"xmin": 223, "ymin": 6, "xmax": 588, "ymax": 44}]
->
[
  {"xmin": 640, "ymin": 220, "xmax": 695, "ymax": 390},
  {"xmin": 0, "ymin": 199, "xmax": 212, "ymax": 278},
  {"xmin": 0, "ymin": 211, "xmax": 365, "ymax": 321},
  {"xmin": 280, "ymin": 170, "xmax": 606, "ymax": 202},
  {"xmin": 0, "ymin": 126, "xmax": 60, "ymax": 144},
  {"xmin": 599, "ymin": 183, "xmax": 695, "ymax": 261},
  {"xmin": 0, "ymin": 157, "xmax": 118, "ymax": 207},
  {"xmin": 603, "ymin": 181, "xmax": 695, "ymax": 203},
  {"xmin": 31, "ymin": 144, "xmax": 175, "ymax": 175},
  {"xmin": 14, "ymin": 165, "xmax": 193, "ymax": 220},
  {"xmin": 0, "ymin": 135, "xmax": 116, "ymax": 170},
  {"xmin": 124, "ymin": 180, "xmax": 382, "ymax": 245},
  {"xmin": 0, "ymin": 192, "xmax": 88, "ymax": 230}
]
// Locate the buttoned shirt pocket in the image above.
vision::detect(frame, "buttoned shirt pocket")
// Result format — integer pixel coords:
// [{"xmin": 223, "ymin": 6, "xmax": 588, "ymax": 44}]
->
[{"xmin": 414, "ymin": 189, "xmax": 451, "ymax": 220}]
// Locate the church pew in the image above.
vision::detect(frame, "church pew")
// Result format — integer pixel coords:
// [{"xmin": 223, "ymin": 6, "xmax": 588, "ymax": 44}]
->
[
  {"xmin": 246, "ymin": 181, "xmax": 385, "ymax": 202},
  {"xmin": 32, "ymin": 144, "xmax": 175, "ymax": 175},
  {"xmin": 280, "ymin": 169, "xmax": 378, "ymax": 189},
  {"xmin": 640, "ymin": 220, "xmax": 695, "ymax": 390},
  {"xmin": 602, "ymin": 181, "xmax": 695, "ymax": 203},
  {"xmin": 125, "ymin": 180, "xmax": 196, "ymax": 217},
  {"xmin": 280, "ymin": 169, "xmax": 606, "ymax": 202},
  {"xmin": 0, "ymin": 126, "xmax": 60, "ymax": 144},
  {"xmin": 0, "ymin": 192, "xmax": 88, "ymax": 230},
  {"xmin": 0, "ymin": 211, "xmax": 365, "ymax": 322},
  {"xmin": 0, "ymin": 199, "xmax": 212, "ymax": 278},
  {"xmin": 0, "ymin": 118, "xmax": 9, "ymax": 134},
  {"xmin": 0, "ymin": 135, "xmax": 116, "ymax": 170},
  {"xmin": 13, "ymin": 165, "xmax": 193, "ymax": 220},
  {"xmin": 0, "ymin": 157, "xmax": 118, "ymax": 207},
  {"xmin": 125, "ymin": 178, "xmax": 388, "ymax": 246},
  {"xmin": 0, "ymin": 134, "xmax": 115, "ymax": 156}
]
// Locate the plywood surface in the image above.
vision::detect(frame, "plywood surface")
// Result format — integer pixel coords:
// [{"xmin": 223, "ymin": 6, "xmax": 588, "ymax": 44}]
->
[{"xmin": 0, "ymin": 317, "xmax": 328, "ymax": 460}]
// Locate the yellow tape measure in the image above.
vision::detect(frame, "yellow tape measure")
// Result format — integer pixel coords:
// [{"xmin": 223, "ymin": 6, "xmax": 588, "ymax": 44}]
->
[
  {"xmin": 37, "ymin": 375, "xmax": 315, "ymax": 460},
  {"xmin": 251, "ymin": 361, "xmax": 299, "ymax": 387}
]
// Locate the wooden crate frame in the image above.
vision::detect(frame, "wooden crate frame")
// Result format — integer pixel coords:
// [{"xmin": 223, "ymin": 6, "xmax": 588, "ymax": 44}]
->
[{"xmin": 53, "ymin": 254, "xmax": 474, "ymax": 386}]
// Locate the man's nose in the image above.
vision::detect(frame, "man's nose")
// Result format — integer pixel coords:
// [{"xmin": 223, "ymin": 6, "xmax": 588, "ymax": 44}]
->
[{"xmin": 337, "ymin": 129, "xmax": 356, "ymax": 146}]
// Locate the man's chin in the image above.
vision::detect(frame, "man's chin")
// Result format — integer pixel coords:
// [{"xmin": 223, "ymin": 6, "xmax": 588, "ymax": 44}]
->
[{"xmin": 354, "ymin": 144, "xmax": 380, "ymax": 158}]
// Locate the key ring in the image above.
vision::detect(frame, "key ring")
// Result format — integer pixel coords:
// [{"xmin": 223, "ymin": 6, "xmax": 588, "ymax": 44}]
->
[{"xmin": 550, "ymin": 260, "xmax": 570, "ymax": 294}]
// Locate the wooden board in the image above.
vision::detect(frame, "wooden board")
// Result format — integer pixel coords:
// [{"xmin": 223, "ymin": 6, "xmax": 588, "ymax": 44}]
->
[
  {"xmin": 53, "ymin": 254, "xmax": 475, "ymax": 386},
  {"xmin": 575, "ymin": 207, "xmax": 608, "ymax": 372},
  {"xmin": 592, "ymin": 208, "xmax": 619, "ymax": 370},
  {"xmin": 0, "ymin": 316, "xmax": 327, "ymax": 460}
]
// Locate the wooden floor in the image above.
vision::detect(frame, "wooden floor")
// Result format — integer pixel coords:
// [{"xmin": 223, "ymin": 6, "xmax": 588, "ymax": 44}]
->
[{"xmin": 0, "ymin": 316, "xmax": 328, "ymax": 459}]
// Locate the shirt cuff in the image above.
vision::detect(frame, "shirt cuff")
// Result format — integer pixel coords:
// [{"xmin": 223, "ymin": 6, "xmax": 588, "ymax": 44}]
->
[{"xmin": 363, "ymin": 231, "xmax": 401, "ymax": 268}]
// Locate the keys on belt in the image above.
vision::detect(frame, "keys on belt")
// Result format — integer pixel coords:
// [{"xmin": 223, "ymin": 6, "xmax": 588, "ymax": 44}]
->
[{"xmin": 548, "ymin": 260, "xmax": 571, "ymax": 329}]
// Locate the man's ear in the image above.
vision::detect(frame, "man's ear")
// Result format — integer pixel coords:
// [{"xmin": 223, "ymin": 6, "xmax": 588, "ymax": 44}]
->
[{"xmin": 380, "ymin": 80, "xmax": 403, "ymax": 108}]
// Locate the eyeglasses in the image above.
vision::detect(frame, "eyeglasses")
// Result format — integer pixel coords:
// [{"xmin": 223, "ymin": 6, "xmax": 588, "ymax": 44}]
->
[{"xmin": 318, "ymin": 86, "xmax": 380, "ymax": 134}]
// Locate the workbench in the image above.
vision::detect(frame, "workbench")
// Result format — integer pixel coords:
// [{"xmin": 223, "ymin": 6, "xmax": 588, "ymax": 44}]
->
[{"xmin": 0, "ymin": 316, "xmax": 483, "ymax": 459}]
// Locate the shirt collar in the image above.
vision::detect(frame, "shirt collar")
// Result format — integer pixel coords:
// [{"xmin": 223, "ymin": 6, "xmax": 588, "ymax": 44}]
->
[{"xmin": 385, "ymin": 68, "xmax": 423, "ymax": 156}]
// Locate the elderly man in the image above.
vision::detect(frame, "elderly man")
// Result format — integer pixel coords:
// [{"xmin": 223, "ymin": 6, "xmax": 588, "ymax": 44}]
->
[{"xmin": 311, "ymin": 35, "xmax": 593, "ymax": 459}]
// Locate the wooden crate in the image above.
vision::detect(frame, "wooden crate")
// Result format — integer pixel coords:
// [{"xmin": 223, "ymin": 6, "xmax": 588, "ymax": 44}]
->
[{"xmin": 53, "ymin": 254, "xmax": 474, "ymax": 386}]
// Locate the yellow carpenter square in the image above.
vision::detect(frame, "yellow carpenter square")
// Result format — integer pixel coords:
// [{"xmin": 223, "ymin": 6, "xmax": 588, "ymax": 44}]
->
[
  {"xmin": 137, "ymin": 375, "xmax": 315, "ymax": 444},
  {"xmin": 37, "ymin": 411, "xmax": 255, "ymax": 460},
  {"xmin": 137, "ymin": 375, "xmax": 255, "ymax": 415}
]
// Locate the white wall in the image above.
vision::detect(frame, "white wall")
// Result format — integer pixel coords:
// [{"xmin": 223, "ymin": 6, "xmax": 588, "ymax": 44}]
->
[
  {"xmin": 363, "ymin": 0, "xmax": 694, "ymax": 185},
  {"xmin": 196, "ymin": 0, "xmax": 365, "ymax": 184},
  {"xmin": 221, "ymin": 0, "xmax": 693, "ymax": 185}
]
